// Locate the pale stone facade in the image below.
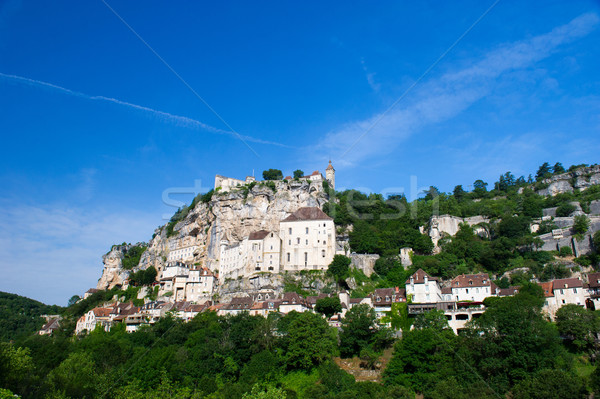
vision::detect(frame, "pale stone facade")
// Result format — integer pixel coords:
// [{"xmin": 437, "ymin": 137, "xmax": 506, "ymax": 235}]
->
[
  {"xmin": 405, "ymin": 269, "xmax": 442, "ymax": 303},
  {"xmin": 279, "ymin": 207, "xmax": 335, "ymax": 272},
  {"xmin": 449, "ymin": 273, "xmax": 496, "ymax": 302}
]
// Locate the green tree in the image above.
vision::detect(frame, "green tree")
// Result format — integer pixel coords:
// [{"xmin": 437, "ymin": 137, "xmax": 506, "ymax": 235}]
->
[
  {"xmin": 472, "ymin": 180, "xmax": 488, "ymax": 198},
  {"xmin": 453, "ymin": 185, "xmax": 466, "ymax": 201},
  {"xmin": 573, "ymin": 214, "xmax": 590, "ymax": 235},
  {"xmin": 536, "ymin": 162, "xmax": 552, "ymax": 181},
  {"xmin": 284, "ymin": 312, "xmax": 337, "ymax": 370},
  {"xmin": 47, "ymin": 352, "xmax": 99, "ymax": 399},
  {"xmin": 293, "ymin": 169, "xmax": 304, "ymax": 179},
  {"xmin": 553, "ymin": 162, "xmax": 566, "ymax": 174},
  {"xmin": 0, "ymin": 343, "xmax": 33, "ymax": 395},
  {"xmin": 594, "ymin": 231, "xmax": 600, "ymax": 250},
  {"xmin": 67, "ymin": 295, "xmax": 81, "ymax": 306},
  {"xmin": 242, "ymin": 384, "xmax": 287, "ymax": 399},
  {"xmin": 413, "ymin": 309, "xmax": 449, "ymax": 331},
  {"xmin": 262, "ymin": 169, "xmax": 283, "ymax": 181},
  {"xmin": 384, "ymin": 328, "xmax": 456, "ymax": 393},
  {"xmin": 314, "ymin": 297, "xmax": 342, "ymax": 319},
  {"xmin": 512, "ymin": 369, "xmax": 587, "ymax": 399},
  {"xmin": 327, "ymin": 255, "xmax": 351, "ymax": 282},
  {"xmin": 555, "ymin": 203, "xmax": 576, "ymax": 217},
  {"xmin": 339, "ymin": 304, "xmax": 377, "ymax": 358},
  {"xmin": 559, "ymin": 246, "xmax": 573, "ymax": 257},
  {"xmin": 555, "ymin": 304, "xmax": 599, "ymax": 352}
]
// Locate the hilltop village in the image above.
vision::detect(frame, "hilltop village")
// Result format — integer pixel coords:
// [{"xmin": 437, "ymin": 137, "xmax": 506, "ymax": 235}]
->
[{"xmin": 62, "ymin": 162, "xmax": 600, "ymax": 337}]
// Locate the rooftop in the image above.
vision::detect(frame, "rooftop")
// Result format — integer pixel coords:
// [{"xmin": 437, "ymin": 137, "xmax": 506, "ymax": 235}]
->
[{"xmin": 281, "ymin": 207, "xmax": 333, "ymax": 222}]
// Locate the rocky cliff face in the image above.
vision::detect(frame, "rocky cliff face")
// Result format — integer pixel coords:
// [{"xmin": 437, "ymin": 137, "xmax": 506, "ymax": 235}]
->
[
  {"xmin": 536, "ymin": 165, "xmax": 600, "ymax": 196},
  {"xmin": 97, "ymin": 179, "xmax": 330, "ymax": 292},
  {"xmin": 427, "ymin": 215, "xmax": 490, "ymax": 252}
]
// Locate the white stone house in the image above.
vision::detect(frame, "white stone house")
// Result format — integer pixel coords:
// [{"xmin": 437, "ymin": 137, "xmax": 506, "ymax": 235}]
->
[
  {"xmin": 167, "ymin": 245, "xmax": 198, "ymax": 262},
  {"xmin": 587, "ymin": 272, "xmax": 600, "ymax": 309},
  {"xmin": 184, "ymin": 267, "xmax": 217, "ymax": 302},
  {"xmin": 248, "ymin": 230, "xmax": 281, "ymax": 273},
  {"xmin": 449, "ymin": 273, "xmax": 496, "ymax": 302},
  {"xmin": 219, "ymin": 240, "xmax": 249, "ymax": 282},
  {"xmin": 75, "ymin": 307, "xmax": 112, "ymax": 334},
  {"xmin": 279, "ymin": 207, "xmax": 336, "ymax": 272},
  {"xmin": 539, "ymin": 281, "xmax": 558, "ymax": 319},
  {"xmin": 553, "ymin": 278, "xmax": 587, "ymax": 308},
  {"xmin": 405, "ymin": 269, "xmax": 442, "ymax": 303}
]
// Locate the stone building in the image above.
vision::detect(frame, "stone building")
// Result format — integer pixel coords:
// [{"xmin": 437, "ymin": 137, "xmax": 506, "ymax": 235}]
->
[
  {"xmin": 405, "ymin": 269, "xmax": 442, "ymax": 303},
  {"xmin": 449, "ymin": 273, "xmax": 496, "ymax": 302},
  {"xmin": 279, "ymin": 207, "xmax": 336, "ymax": 272}
]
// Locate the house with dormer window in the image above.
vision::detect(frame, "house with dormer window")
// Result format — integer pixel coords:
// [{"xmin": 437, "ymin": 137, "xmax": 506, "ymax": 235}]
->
[
  {"xmin": 405, "ymin": 269, "xmax": 441, "ymax": 303},
  {"xmin": 450, "ymin": 273, "xmax": 496, "ymax": 302}
]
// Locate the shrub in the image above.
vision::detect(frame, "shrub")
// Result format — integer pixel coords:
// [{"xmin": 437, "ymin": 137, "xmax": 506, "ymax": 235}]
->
[
  {"xmin": 556, "ymin": 203, "xmax": 576, "ymax": 217},
  {"xmin": 559, "ymin": 246, "xmax": 573, "ymax": 257},
  {"xmin": 573, "ymin": 215, "xmax": 590, "ymax": 235}
]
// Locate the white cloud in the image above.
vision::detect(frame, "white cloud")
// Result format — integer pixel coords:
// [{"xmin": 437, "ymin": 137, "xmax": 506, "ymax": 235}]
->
[
  {"xmin": 320, "ymin": 12, "xmax": 599, "ymax": 167},
  {"xmin": 0, "ymin": 202, "xmax": 159, "ymax": 305}
]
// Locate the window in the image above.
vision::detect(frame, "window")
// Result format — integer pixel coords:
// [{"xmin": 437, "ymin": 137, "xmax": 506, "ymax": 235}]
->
[
  {"xmin": 574, "ymin": 288, "xmax": 577, "ymax": 293},
  {"xmin": 322, "ymin": 250, "xmax": 325, "ymax": 257},
  {"xmin": 297, "ymin": 238, "xmax": 300, "ymax": 244},
  {"xmin": 287, "ymin": 253, "xmax": 290, "ymax": 262},
  {"xmin": 305, "ymin": 227, "xmax": 309, "ymax": 234},
  {"xmin": 289, "ymin": 240, "xmax": 291, "ymax": 245},
  {"xmin": 288, "ymin": 228, "xmax": 292, "ymax": 234},
  {"xmin": 305, "ymin": 239, "xmax": 308, "ymax": 245},
  {"xmin": 304, "ymin": 252, "xmax": 308, "ymax": 266}
]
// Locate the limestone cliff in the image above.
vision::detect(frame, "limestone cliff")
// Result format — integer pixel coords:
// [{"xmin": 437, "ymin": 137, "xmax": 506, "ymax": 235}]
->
[
  {"xmin": 535, "ymin": 165, "xmax": 600, "ymax": 196},
  {"xmin": 97, "ymin": 179, "xmax": 330, "ymax": 293}
]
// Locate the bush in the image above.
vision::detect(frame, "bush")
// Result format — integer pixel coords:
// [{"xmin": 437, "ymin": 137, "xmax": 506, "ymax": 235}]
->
[
  {"xmin": 572, "ymin": 215, "xmax": 590, "ymax": 235},
  {"xmin": 559, "ymin": 246, "xmax": 573, "ymax": 257},
  {"xmin": 556, "ymin": 203, "xmax": 576, "ymax": 217}
]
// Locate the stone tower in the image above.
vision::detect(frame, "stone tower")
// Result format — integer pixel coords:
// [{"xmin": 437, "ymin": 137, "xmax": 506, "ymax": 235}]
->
[{"xmin": 325, "ymin": 160, "xmax": 335, "ymax": 190}]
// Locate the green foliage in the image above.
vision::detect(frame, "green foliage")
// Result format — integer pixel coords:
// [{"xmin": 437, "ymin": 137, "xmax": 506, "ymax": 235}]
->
[
  {"xmin": 293, "ymin": 169, "xmax": 304, "ymax": 179},
  {"xmin": 384, "ymin": 328, "xmax": 456, "ymax": 393},
  {"xmin": 314, "ymin": 297, "xmax": 342, "ymax": 318},
  {"xmin": 121, "ymin": 245, "xmax": 147, "ymax": 270},
  {"xmin": 283, "ymin": 312, "xmax": 337, "ymax": 371},
  {"xmin": 413, "ymin": 309, "xmax": 449, "ymax": 331},
  {"xmin": 512, "ymin": 369, "xmax": 587, "ymax": 399},
  {"xmin": 536, "ymin": 162, "xmax": 552, "ymax": 181},
  {"xmin": 559, "ymin": 246, "xmax": 573, "ymax": 257},
  {"xmin": 0, "ymin": 292, "xmax": 62, "ymax": 342},
  {"xmin": 556, "ymin": 202, "xmax": 576, "ymax": 217},
  {"xmin": 262, "ymin": 169, "xmax": 283, "ymax": 181},
  {"xmin": 555, "ymin": 305, "xmax": 600, "ymax": 352},
  {"xmin": 327, "ymin": 255, "xmax": 351, "ymax": 282},
  {"xmin": 573, "ymin": 214, "xmax": 590, "ymax": 234},
  {"xmin": 128, "ymin": 266, "xmax": 157, "ymax": 287},
  {"xmin": 201, "ymin": 189, "xmax": 214, "ymax": 203},
  {"xmin": 339, "ymin": 304, "xmax": 378, "ymax": 358}
]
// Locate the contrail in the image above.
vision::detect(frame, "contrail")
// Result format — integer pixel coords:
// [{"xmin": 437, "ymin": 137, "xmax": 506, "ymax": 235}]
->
[{"xmin": 0, "ymin": 72, "xmax": 292, "ymax": 148}]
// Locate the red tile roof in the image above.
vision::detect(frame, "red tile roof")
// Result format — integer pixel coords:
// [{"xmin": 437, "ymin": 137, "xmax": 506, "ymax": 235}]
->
[
  {"xmin": 538, "ymin": 282, "xmax": 554, "ymax": 297},
  {"xmin": 588, "ymin": 272, "xmax": 600, "ymax": 288},
  {"xmin": 553, "ymin": 278, "xmax": 583, "ymax": 290},
  {"xmin": 406, "ymin": 269, "xmax": 438, "ymax": 284},
  {"xmin": 451, "ymin": 273, "xmax": 491, "ymax": 288},
  {"xmin": 281, "ymin": 207, "xmax": 332, "ymax": 222}
]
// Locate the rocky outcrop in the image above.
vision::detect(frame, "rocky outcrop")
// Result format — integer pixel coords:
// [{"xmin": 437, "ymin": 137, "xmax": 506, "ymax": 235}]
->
[
  {"xmin": 427, "ymin": 215, "xmax": 490, "ymax": 251},
  {"xmin": 536, "ymin": 165, "xmax": 600, "ymax": 196},
  {"xmin": 97, "ymin": 247, "xmax": 128, "ymax": 290},
  {"xmin": 349, "ymin": 254, "xmax": 380, "ymax": 277}
]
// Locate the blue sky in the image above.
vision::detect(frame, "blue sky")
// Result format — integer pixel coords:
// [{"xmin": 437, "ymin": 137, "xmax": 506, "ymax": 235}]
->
[{"xmin": 1, "ymin": 1, "xmax": 599, "ymax": 305}]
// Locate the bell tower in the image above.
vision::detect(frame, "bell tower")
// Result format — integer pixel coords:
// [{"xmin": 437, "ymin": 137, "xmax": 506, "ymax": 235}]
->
[{"xmin": 325, "ymin": 160, "xmax": 335, "ymax": 190}]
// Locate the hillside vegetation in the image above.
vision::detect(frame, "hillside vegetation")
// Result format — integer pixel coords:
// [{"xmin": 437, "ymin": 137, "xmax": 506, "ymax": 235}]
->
[{"xmin": 0, "ymin": 292, "xmax": 62, "ymax": 341}]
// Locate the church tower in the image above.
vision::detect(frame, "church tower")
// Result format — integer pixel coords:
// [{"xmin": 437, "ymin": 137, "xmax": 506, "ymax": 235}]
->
[{"xmin": 325, "ymin": 160, "xmax": 335, "ymax": 190}]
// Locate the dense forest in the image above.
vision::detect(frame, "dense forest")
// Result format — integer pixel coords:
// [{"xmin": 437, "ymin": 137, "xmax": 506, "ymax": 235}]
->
[
  {"xmin": 0, "ymin": 292, "xmax": 62, "ymax": 342},
  {"xmin": 2, "ymin": 285, "xmax": 600, "ymax": 398}
]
